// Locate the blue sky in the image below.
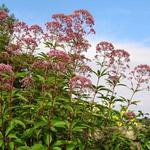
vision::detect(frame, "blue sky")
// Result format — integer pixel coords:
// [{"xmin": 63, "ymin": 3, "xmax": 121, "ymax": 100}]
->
[{"xmin": 1, "ymin": 0, "xmax": 150, "ymax": 46}]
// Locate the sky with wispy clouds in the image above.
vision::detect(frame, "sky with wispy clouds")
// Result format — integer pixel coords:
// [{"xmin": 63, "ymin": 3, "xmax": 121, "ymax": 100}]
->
[{"xmin": 1, "ymin": 0, "xmax": 150, "ymax": 113}]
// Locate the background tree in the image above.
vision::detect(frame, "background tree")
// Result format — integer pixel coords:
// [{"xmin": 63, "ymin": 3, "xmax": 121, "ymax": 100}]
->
[{"xmin": 0, "ymin": 4, "xmax": 16, "ymax": 55}]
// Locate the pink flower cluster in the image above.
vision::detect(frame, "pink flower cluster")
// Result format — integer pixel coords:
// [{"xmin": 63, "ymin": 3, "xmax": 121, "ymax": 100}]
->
[
  {"xmin": 32, "ymin": 60, "xmax": 50, "ymax": 70},
  {"xmin": 47, "ymin": 49, "xmax": 71, "ymax": 62},
  {"xmin": 6, "ymin": 44, "xmax": 21, "ymax": 55},
  {"xmin": 47, "ymin": 49, "xmax": 71, "ymax": 72},
  {"xmin": 95, "ymin": 41, "xmax": 115, "ymax": 65},
  {"xmin": 124, "ymin": 111, "xmax": 136, "ymax": 119},
  {"xmin": 78, "ymin": 64, "xmax": 92, "ymax": 76},
  {"xmin": 45, "ymin": 10, "xmax": 95, "ymax": 53},
  {"xmin": 108, "ymin": 49, "xmax": 130, "ymax": 78},
  {"xmin": 0, "ymin": 10, "xmax": 8, "ymax": 20},
  {"xmin": 95, "ymin": 41, "xmax": 130, "ymax": 81},
  {"xmin": 0, "ymin": 63, "xmax": 13, "ymax": 73},
  {"xmin": 21, "ymin": 37, "xmax": 38, "ymax": 53},
  {"xmin": 73, "ymin": 9, "xmax": 94, "ymax": 26},
  {"xmin": 13, "ymin": 21, "xmax": 28, "ymax": 33},
  {"xmin": 0, "ymin": 63, "xmax": 14, "ymax": 91},
  {"xmin": 20, "ymin": 76, "xmax": 32, "ymax": 88},
  {"xmin": 69, "ymin": 75, "xmax": 92, "ymax": 90},
  {"xmin": 129, "ymin": 64, "xmax": 150, "ymax": 89},
  {"xmin": 10, "ymin": 22, "xmax": 43, "ymax": 54},
  {"xmin": 29, "ymin": 24, "xmax": 43, "ymax": 33},
  {"xmin": 96, "ymin": 41, "xmax": 114, "ymax": 52}
]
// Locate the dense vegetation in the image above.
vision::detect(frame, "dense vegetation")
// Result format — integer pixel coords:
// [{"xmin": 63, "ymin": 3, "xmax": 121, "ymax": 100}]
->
[{"xmin": 0, "ymin": 5, "xmax": 150, "ymax": 150}]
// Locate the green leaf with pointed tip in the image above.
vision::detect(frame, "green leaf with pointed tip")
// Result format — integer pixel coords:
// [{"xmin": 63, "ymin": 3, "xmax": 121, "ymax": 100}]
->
[
  {"xmin": 51, "ymin": 118, "xmax": 66, "ymax": 128},
  {"xmin": 5, "ymin": 119, "xmax": 25, "ymax": 136}
]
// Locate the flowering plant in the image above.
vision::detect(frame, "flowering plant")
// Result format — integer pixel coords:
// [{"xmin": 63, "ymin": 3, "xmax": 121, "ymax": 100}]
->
[{"xmin": 0, "ymin": 5, "xmax": 150, "ymax": 150}]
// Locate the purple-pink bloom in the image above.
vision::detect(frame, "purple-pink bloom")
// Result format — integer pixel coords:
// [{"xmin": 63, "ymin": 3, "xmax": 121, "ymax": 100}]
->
[
  {"xmin": 47, "ymin": 49, "xmax": 71, "ymax": 62},
  {"xmin": 124, "ymin": 111, "xmax": 136, "ymax": 119},
  {"xmin": 69, "ymin": 75, "xmax": 92, "ymax": 90},
  {"xmin": 0, "ymin": 63, "xmax": 13, "ymax": 73},
  {"xmin": 0, "ymin": 10, "xmax": 8, "ymax": 20}
]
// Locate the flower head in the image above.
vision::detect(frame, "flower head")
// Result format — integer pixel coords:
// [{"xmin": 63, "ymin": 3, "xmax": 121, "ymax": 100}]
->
[
  {"xmin": 32, "ymin": 60, "xmax": 50, "ymax": 70},
  {"xmin": 129, "ymin": 64, "xmax": 150, "ymax": 89},
  {"xmin": 47, "ymin": 49, "xmax": 70, "ymax": 62},
  {"xmin": 96, "ymin": 41, "xmax": 114, "ymax": 52},
  {"xmin": 0, "ymin": 63, "xmax": 14, "ymax": 91},
  {"xmin": 69, "ymin": 75, "xmax": 92, "ymax": 90},
  {"xmin": 0, "ymin": 10, "xmax": 8, "ymax": 20},
  {"xmin": 124, "ymin": 111, "xmax": 136, "ymax": 119},
  {"xmin": 0, "ymin": 63, "xmax": 13, "ymax": 73},
  {"xmin": 29, "ymin": 24, "xmax": 43, "ymax": 33},
  {"xmin": 20, "ymin": 76, "xmax": 32, "ymax": 88}
]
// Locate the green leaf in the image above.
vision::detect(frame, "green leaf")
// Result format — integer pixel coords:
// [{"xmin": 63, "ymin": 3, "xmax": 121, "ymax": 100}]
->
[
  {"xmin": 130, "ymin": 100, "xmax": 140, "ymax": 105},
  {"xmin": 52, "ymin": 147, "xmax": 62, "ymax": 150},
  {"xmin": 44, "ymin": 133, "xmax": 52, "ymax": 146},
  {"xmin": 5, "ymin": 119, "xmax": 25, "ymax": 136},
  {"xmin": 34, "ymin": 120, "xmax": 47, "ymax": 129},
  {"xmin": 0, "ymin": 140, "xmax": 4, "ymax": 148},
  {"xmin": 36, "ymin": 75, "xmax": 45, "ymax": 83},
  {"xmin": 73, "ymin": 126, "xmax": 87, "ymax": 132},
  {"xmin": 30, "ymin": 144, "xmax": 46, "ymax": 150},
  {"xmin": 8, "ymin": 133, "xmax": 18, "ymax": 139},
  {"xmin": 146, "ymin": 141, "xmax": 150, "ymax": 150},
  {"xmin": 66, "ymin": 141, "xmax": 77, "ymax": 150},
  {"xmin": 17, "ymin": 146, "xmax": 30, "ymax": 150},
  {"xmin": 9, "ymin": 142, "xmax": 14, "ymax": 150},
  {"xmin": 15, "ymin": 93, "xmax": 28, "ymax": 102},
  {"xmin": 16, "ymin": 72, "xmax": 28, "ymax": 78},
  {"xmin": 22, "ymin": 128, "xmax": 34, "ymax": 138},
  {"xmin": 53, "ymin": 140, "xmax": 66, "ymax": 146},
  {"xmin": 51, "ymin": 118, "xmax": 66, "ymax": 128}
]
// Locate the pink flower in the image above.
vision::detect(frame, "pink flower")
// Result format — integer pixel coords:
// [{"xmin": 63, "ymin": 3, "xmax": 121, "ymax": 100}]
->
[
  {"xmin": 73, "ymin": 9, "xmax": 94, "ymax": 25},
  {"xmin": 47, "ymin": 49, "xmax": 70, "ymax": 62},
  {"xmin": 78, "ymin": 65, "xmax": 91, "ymax": 73},
  {"xmin": 108, "ymin": 49, "xmax": 130, "ymax": 78},
  {"xmin": 29, "ymin": 24, "xmax": 43, "ymax": 33},
  {"xmin": 96, "ymin": 41, "xmax": 114, "ymax": 52},
  {"xmin": 7, "ymin": 44, "xmax": 21, "ymax": 55},
  {"xmin": 95, "ymin": 41, "xmax": 115, "ymax": 68},
  {"xmin": 111, "ymin": 49, "xmax": 130, "ymax": 61},
  {"xmin": 69, "ymin": 75, "xmax": 92, "ymax": 90},
  {"xmin": 0, "ymin": 10, "xmax": 8, "ymax": 20},
  {"xmin": 47, "ymin": 50, "xmax": 71, "ymax": 72},
  {"xmin": 45, "ymin": 9, "xmax": 94, "ymax": 53},
  {"xmin": 32, "ymin": 60, "xmax": 50, "ymax": 70},
  {"xmin": 13, "ymin": 21, "xmax": 28, "ymax": 32},
  {"xmin": 124, "ymin": 111, "xmax": 136, "ymax": 119},
  {"xmin": 21, "ymin": 37, "xmax": 37, "ymax": 47},
  {"xmin": 20, "ymin": 76, "xmax": 32, "ymax": 88},
  {"xmin": 0, "ymin": 63, "xmax": 13, "ymax": 73},
  {"xmin": 46, "ymin": 21, "xmax": 62, "ymax": 29},
  {"xmin": 0, "ymin": 64, "xmax": 14, "ymax": 91},
  {"xmin": 129, "ymin": 64, "xmax": 150, "ymax": 89}
]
